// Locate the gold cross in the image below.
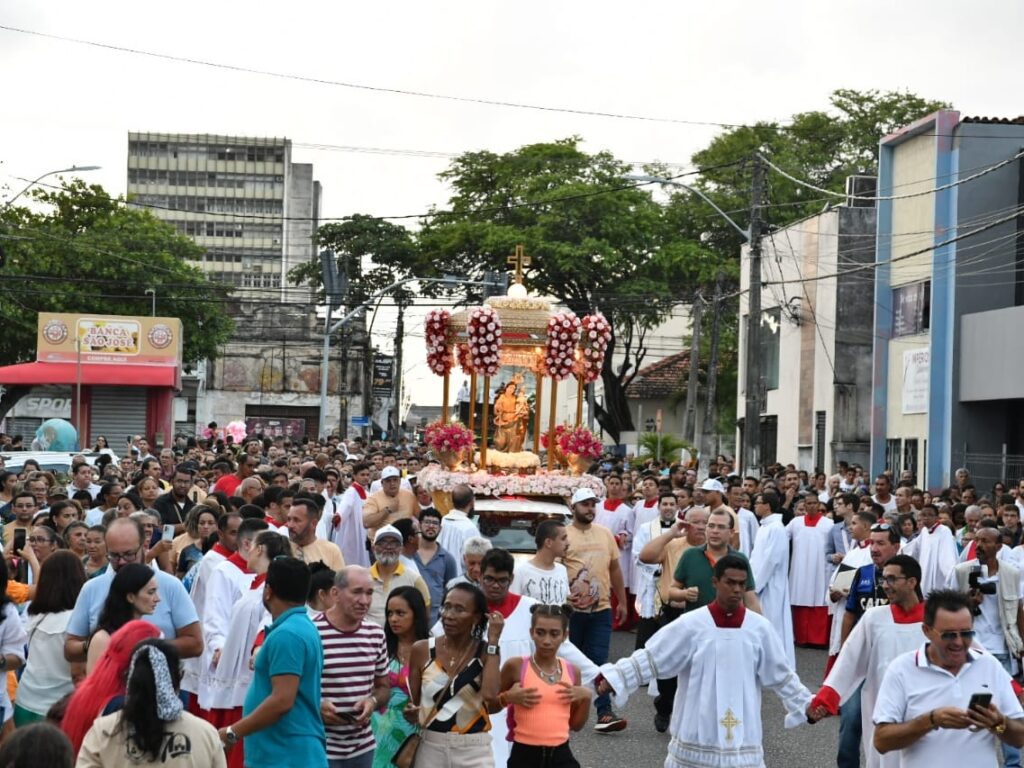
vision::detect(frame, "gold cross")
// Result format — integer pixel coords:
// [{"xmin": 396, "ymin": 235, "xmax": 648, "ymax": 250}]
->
[
  {"xmin": 507, "ymin": 244, "xmax": 531, "ymax": 285},
  {"xmin": 720, "ymin": 708, "xmax": 741, "ymax": 742}
]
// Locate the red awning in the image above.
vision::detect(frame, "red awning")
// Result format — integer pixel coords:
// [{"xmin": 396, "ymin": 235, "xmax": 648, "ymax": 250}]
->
[{"xmin": 0, "ymin": 361, "xmax": 178, "ymax": 387}]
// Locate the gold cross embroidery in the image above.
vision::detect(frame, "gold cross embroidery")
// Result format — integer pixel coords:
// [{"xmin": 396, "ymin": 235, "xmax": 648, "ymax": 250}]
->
[
  {"xmin": 720, "ymin": 708, "xmax": 741, "ymax": 742},
  {"xmin": 507, "ymin": 244, "xmax": 531, "ymax": 285}
]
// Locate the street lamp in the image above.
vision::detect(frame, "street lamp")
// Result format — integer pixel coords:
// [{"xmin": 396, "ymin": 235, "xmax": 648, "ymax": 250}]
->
[{"xmin": 4, "ymin": 165, "xmax": 102, "ymax": 208}]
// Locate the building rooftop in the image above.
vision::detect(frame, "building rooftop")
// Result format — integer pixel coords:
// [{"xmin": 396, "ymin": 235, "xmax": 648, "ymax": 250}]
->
[
  {"xmin": 961, "ymin": 116, "xmax": 1024, "ymax": 125},
  {"xmin": 626, "ymin": 350, "xmax": 692, "ymax": 400}
]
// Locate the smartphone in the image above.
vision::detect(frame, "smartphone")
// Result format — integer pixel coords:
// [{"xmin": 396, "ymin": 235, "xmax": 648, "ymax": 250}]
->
[
  {"xmin": 162, "ymin": 524, "xmax": 175, "ymax": 542},
  {"xmin": 968, "ymin": 692, "xmax": 993, "ymax": 711},
  {"xmin": 12, "ymin": 529, "xmax": 25, "ymax": 553}
]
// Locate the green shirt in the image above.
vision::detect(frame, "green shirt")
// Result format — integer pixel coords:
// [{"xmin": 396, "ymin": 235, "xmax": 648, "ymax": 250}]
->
[{"xmin": 672, "ymin": 545, "xmax": 754, "ymax": 613}]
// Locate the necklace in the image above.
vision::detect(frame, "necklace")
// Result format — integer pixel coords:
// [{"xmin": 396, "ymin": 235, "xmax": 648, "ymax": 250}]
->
[{"xmin": 531, "ymin": 654, "xmax": 561, "ymax": 684}]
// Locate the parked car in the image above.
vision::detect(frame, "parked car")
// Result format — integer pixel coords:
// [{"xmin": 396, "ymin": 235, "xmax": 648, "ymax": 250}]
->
[
  {"xmin": 472, "ymin": 495, "xmax": 571, "ymax": 560},
  {"xmin": 0, "ymin": 451, "xmax": 101, "ymax": 479}
]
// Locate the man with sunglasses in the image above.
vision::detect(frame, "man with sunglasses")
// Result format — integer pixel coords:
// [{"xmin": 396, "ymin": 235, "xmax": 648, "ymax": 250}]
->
[
  {"xmin": 873, "ymin": 589, "xmax": 1024, "ymax": 767},
  {"xmin": 64, "ymin": 517, "xmax": 202, "ymax": 662},
  {"xmin": 809, "ymin": 555, "xmax": 923, "ymax": 768}
]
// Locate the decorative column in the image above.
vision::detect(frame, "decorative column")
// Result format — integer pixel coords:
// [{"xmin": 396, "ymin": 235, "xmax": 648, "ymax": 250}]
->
[
  {"xmin": 442, "ymin": 372, "xmax": 450, "ymax": 422},
  {"xmin": 547, "ymin": 378, "xmax": 558, "ymax": 471},
  {"xmin": 534, "ymin": 373, "xmax": 543, "ymax": 452},
  {"xmin": 480, "ymin": 376, "xmax": 491, "ymax": 468}
]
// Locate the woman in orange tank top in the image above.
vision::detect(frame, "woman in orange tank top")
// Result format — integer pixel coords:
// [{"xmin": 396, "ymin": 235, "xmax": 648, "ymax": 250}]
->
[{"xmin": 499, "ymin": 604, "xmax": 591, "ymax": 768}]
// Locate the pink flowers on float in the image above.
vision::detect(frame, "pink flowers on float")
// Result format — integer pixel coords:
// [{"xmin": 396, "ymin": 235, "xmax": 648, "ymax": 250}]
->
[
  {"xmin": 558, "ymin": 425, "xmax": 604, "ymax": 459},
  {"xmin": 543, "ymin": 311, "xmax": 581, "ymax": 380},
  {"xmin": 423, "ymin": 309, "xmax": 453, "ymax": 377},
  {"xmin": 466, "ymin": 307, "xmax": 502, "ymax": 377},
  {"xmin": 575, "ymin": 313, "xmax": 612, "ymax": 383},
  {"xmin": 423, "ymin": 420, "xmax": 475, "ymax": 453}
]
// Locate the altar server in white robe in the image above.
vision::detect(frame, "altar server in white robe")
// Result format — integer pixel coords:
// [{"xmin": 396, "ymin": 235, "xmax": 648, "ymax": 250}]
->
[
  {"xmin": 787, "ymin": 497, "xmax": 835, "ymax": 647},
  {"xmin": 433, "ymin": 548, "xmax": 599, "ymax": 767},
  {"xmin": 597, "ymin": 554, "xmax": 816, "ymax": 768},
  {"xmin": 595, "ymin": 473, "xmax": 637, "ymax": 617},
  {"xmin": 316, "ymin": 461, "xmax": 370, "ymax": 567},
  {"xmin": 194, "ymin": 519, "xmax": 266, "ymax": 722},
  {"xmin": 633, "ymin": 475, "xmax": 662, "ymax": 528},
  {"xmin": 182, "ymin": 512, "xmax": 240, "ymax": 696},
  {"xmin": 826, "ymin": 511, "xmax": 875, "ymax": 663},
  {"xmin": 728, "ymin": 485, "xmax": 760, "ymax": 558},
  {"xmin": 748, "ymin": 490, "xmax": 795, "ymax": 667},
  {"xmin": 807, "ymin": 555, "xmax": 924, "ymax": 768},
  {"xmin": 900, "ymin": 503, "xmax": 958, "ymax": 596}
]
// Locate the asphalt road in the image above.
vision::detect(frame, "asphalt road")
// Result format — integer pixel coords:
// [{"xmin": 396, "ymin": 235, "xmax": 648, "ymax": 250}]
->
[{"xmin": 570, "ymin": 630, "xmax": 841, "ymax": 768}]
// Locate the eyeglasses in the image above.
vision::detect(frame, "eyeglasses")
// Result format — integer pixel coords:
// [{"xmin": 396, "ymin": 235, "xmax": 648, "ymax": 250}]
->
[
  {"xmin": 482, "ymin": 575, "xmax": 511, "ymax": 587},
  {"xmin": 881, "ymin": 575, "xmax": 907, "ymax": 585},
  {"xmin": 937, "ymin": 630, "xmax": 976, "ymax": 642},
  {"xmin": 870, "ymin": 523, "xmax": 894, "ymax": 532},
  {"xmin": 27, "ymin": 537, "xmax": 52, "ymax": 544},
  {"xmin": 107, "ymin": 547, "xmax": 142, "ymax": 563}
]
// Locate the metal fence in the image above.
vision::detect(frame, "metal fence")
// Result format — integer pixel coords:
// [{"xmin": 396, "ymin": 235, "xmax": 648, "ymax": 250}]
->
[{"xmin": 954, "ymin": 448, "xmax": 1024, "ymax": 491}]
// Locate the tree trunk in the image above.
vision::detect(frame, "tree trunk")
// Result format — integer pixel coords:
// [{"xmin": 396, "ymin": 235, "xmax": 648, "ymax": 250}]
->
[
  {"xmin": 594, "ymin": 332, "xmax": 635, "ymax": 444},
  {"xmin": 0, "ymin": 386, "xmax": 32, "ymax": 425}
]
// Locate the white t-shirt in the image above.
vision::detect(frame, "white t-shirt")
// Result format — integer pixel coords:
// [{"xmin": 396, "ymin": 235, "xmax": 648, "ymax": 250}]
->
[
  {"xmin": 974, "ymin": 575, "xmax": 1007, "ymax": 656},
  {"xmin": 510, "ymin": 560, "xmax": 570, "ymax": 606},
  {"xmin": 0, "ymin": 604, "xmax": 27, "ymax": 721},
  {"xmin": 17, "ymin": 609, "xmax": 74, "ymax": 716}
]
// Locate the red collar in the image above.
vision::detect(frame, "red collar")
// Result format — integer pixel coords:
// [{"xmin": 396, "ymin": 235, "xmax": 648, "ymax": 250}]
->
[
  {"xmin": 227, "ymin": 552, "xmax": 253, "ymax": 574},
  {"xmin": 643, "ymin": 498, "xmax": 658, "ymax": 508},
  {"xmin": 857, "ymin": 539, "xmax": 869, "ymax": 549},
  {"xmin": 264, "ymin": 516, "xmax": 280, "ymax": 527},
  {"xmin": 708, "ymin": 600, "xmax": 746, "ymax": 628},
  {"xmin": 250, "ymin": 573, "xmax": 267, "ymax": 589},
  {"xmin": 211, "ymin": 542, "xmax": 232, "ymax": 559},
  {"xmin": 488, "ymin": 592, "xmax": 522, "ymax": 619},
  {"xmin": 890, "ymin": 602, "xmax": 924, "ymax": 624},
  {"xmin": 352, "ymin": 482, "xmax": 366, "ymax": 500},
  {"xmin": 927, "ymin": 522, "xmax": 941, "ymax": 534},
  {"xmin": 804, "ymin": 513, "xmax": 823, "ymax": 527},
  {"xmin": 603, "ymin": 498, "xmax": 624, "ymax": 511}
]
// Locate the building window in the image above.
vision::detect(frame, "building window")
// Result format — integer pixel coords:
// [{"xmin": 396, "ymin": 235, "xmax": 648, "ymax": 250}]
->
[
  {"xmin": 893, "ymin": 281, "xmax": 930, "ymax": 337},
  {"xmin": 885, "ymin": 438, "xmax": 901, "ymax": 477},
  {"xmin": 902, "ymin": 438, "xmax": 919, "ymax": 484},
  {"xmin": 759, "ymin": 307, "xmax": 781, "ymax": 391}
]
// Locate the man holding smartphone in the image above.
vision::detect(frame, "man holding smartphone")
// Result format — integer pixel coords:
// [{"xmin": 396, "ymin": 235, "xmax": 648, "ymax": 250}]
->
[{"xmin": 873, "ymin": 589, "xmax": 1024, "ymax": 767}]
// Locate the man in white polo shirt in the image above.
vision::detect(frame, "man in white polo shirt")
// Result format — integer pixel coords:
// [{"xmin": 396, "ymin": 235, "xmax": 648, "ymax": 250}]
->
[{"xmin": 873, "ymin": 589, "xmax": 1024, "ymax": 767}]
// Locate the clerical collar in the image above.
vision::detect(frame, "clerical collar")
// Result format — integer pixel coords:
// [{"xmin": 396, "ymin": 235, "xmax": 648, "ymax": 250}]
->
[
  {"xmin": 659, "ymin": 518, "xmax": 675, "ymax": 529},
  {"xmin": 603, "ymin": 498, "xmax": 625, "ymax": 511},
  {"xmin": 708, "ymin": 600, "xmax": 746, "ymax": 628},
  {"xmin": 488, "ymin": 592, "xmax": 521, "ymax": 619},
  {"xmin": 890, "ymin": 602, "xmax": 924, "ymax": 624}
]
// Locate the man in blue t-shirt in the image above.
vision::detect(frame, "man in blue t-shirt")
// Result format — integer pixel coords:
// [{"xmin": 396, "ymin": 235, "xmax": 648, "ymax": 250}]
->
[
  {"xmin": 219, "ymin": 557, "xmax": 327, "ymax": 768},
  {"xmin": 834, "ymin": 520, "xmax": 902, "ymax": 768}
]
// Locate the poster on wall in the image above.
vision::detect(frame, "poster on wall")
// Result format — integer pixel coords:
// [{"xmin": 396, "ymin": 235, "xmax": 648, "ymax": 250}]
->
[
  {"xmin": 244, "ymin": 417, "xmax": 307, "ymax": 440},
  {"xmin": 902, "ymin": 348, "xmax": 929, "ymax": 414}
]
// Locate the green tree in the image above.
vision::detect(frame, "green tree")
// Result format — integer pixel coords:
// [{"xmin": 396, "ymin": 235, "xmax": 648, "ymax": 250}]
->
[
  {"xmin": 415, "ymin": 138, "xmax": 725, "ymax": 442},
  {"xmin": 0, "ymin": 180, "xmax": 234, "ymax": 418},
  {"xmin": 288, "ymin": 214, "xmax": 419, "ymax": 306},
  {"xmin": 637, "ymin": 431, "xmax": 692, "ymax": 461}
]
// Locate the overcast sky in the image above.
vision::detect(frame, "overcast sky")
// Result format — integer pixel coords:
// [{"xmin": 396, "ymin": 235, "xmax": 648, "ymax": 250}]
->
[{"xmin": 2, "ymin": 1, "xmax": 1023, "ymax": 408}]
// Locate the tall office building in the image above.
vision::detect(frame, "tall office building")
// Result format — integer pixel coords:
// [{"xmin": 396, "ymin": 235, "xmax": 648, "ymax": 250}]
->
[{"xmin": 126, "ymin": 133, "xmax": 320, "ymax": 297}]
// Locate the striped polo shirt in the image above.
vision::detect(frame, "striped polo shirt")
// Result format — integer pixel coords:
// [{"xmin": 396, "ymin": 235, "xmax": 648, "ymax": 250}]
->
[{"xmin": 312, "ymin": 613, "xmax": 388, "ymax": 759}]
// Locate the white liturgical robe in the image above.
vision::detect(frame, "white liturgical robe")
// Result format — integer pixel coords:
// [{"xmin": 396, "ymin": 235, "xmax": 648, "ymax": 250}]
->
[
  {"xmin": 316, "ymin": 483, "xmax": 370, "ymax": 567},
  {"xmin": 181, "ymin": 544, "xmax": 228, "ymax": 694},
  {"xmin": 749, "ymin": 513, "xmax": 795, "ymax": 667},
  {"xmin": 196, "ymin": 556, "xmax": 255, "ymax": 707},
  {"xmin": 596, "ymin": 499, "xmax": 635, "ymax": 591},
  {"xmin": 827, "ymin": 543, "xmax": 872, "ymax": 655},
  {"xmin": 901, "ymin": 523, "xmax": 958, "ymax": 597},
  {"xmin": 600, "ymin": 604, "xmax": 813, "ymax": 768},
  {"xmin": 787, "ymin": 515, "xmax": 835, "ymax": 607}
]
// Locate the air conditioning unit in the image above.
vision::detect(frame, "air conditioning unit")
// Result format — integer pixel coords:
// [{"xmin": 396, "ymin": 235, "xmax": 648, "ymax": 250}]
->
[{"xmin": 845, "ymin": 175, "xmax": 877, "ymax": 208}]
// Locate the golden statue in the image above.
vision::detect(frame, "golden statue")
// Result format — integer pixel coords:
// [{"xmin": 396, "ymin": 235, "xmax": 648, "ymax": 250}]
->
[{"xmin": 493, "ymin": 374, "xmax": 529, "ymax": 453}]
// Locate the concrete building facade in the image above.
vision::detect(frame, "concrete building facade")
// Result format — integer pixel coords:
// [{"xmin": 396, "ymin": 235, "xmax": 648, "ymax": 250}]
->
[
  {"xmin": 737, "ymin": 202, "xmax": 876, "ymax": 474},
  {"xmin": 871, "ymin": 111, "xmax": 1024, "ymax": 491}
]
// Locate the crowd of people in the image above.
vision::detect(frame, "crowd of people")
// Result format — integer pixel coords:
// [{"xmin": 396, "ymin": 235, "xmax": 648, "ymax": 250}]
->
[{"xmin": 0, "ymin": 429, "xmax": 1023, "ymax": 767}]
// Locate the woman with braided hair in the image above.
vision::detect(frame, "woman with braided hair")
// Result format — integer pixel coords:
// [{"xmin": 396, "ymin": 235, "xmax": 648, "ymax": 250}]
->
[{"xmin": 77, "ymin": 639, "xmax": 226, "ymax": 767}]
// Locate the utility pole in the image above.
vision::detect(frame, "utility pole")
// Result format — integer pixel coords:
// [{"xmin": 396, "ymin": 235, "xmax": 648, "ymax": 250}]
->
[
  {"xmin": 390, "ymin": 298, "xmax": 406, "ymax": 441},
  {"xmin": 742, "ymin": 154, "xmax": 765, "ymax": 475},
  {"xmin": 699, "ymin": 273, "xmax": 723, "ymax": 479},
  {"xmin": 682, "ymin": 287, "xmax": 703, "ymax": 445}
]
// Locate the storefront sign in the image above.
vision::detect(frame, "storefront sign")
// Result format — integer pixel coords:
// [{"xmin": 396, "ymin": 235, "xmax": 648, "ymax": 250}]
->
[
  {"xmin": 901, "ymin": 347, "xmax": 929, "ymax": 414},
  {"xmin": 37, "ymin": 313, "xmax": 182, "ymax": 367}
]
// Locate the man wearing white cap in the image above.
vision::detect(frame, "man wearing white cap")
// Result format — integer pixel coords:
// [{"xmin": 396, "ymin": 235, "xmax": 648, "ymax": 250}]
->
[
  {"xmin": 561, "ymin": 487, "xmax": 629, "ymax": 733},
  {"xmin": 366, "ymin": 525, "xmax": 431, "ymax": 626},
  {"xmin": 701, "ymin": 478, "xmax": 741, "ymax": 551},
  {"xmin": 361, "ymin": 466, "xmax": 418, "ymax": 547}
]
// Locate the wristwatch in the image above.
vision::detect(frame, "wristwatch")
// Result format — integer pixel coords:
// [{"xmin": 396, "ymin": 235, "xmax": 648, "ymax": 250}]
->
[
  {"xmin": 224, "ymin": 726, "xmax": 239, "ymax": 746},
  {"xmin": 994, "ymin": 717, "xmax": 1007, "ymax": 736},
  {"xmin": 485, "ymin": 644, "xmax": 500, "ymax": 656}
]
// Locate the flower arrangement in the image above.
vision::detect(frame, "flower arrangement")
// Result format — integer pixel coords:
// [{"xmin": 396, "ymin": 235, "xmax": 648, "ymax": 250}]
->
[
  {"xmin": 417, "ymin": 462, "xmax": 605, "ymax": 498},
  {"xmin": 543, "ymin": 310, "xmax": 581, "ymax": 380},
  {"xmin": 424, "ymin": 420, "xmax": 475, "ymax": 454},
  {"xmin": 424, "ymin": 309, "xmax": 453, "ymax": 376},
  {"xmin": 557, "ymin": 425, "xmax": 604, "ymax": 459},
  {"xmin": 576, "ymin": 313, "xmax": 612, "ymax": 383},
  {"xmin": 466, "ymin": 307, "xmax": 502, "ymax": 377},
  {"xmin": 455, "ymin": 343, "xmax": 474, "ymax": 374},
  {"xmin": 473, "ymin": 451, "xmax": 541, "ymax": 471},
  {"xmin": 539, "ymin": 424, "xmax": 567, "ymax": 450}
]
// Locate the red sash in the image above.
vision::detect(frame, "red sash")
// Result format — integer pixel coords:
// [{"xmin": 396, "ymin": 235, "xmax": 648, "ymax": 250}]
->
[
  {"xmin": 227, "ymin": 552, "xmax": 253, "ymax": 574},
  {"xmin": 352, "ymin": 482, "xmax": 367, "ymax": 500},
  {"xmin": 211, "ymin": 542, "xmax": 232, "ymax": 559}
]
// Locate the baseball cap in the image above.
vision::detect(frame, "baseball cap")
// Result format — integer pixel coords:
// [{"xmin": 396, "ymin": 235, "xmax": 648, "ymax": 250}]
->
[
  {"xmin": 381, "ymin": 466, "xmax": 401, "ymax": 480},
  {"xmin": 570, "ymin": 488, "xmax": 599, "ymax": 506},
  {"xmin": 374, "ymin": 524, "xmax": 402, "ymax": 544},
  {"xmin": 701, "ymin": 478, "xmax": 726, "ymax": 494}
]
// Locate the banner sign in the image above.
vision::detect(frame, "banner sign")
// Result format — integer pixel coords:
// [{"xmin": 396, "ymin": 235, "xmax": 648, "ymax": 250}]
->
[
  {"xmin": 37, "ymin": 313, "xmax": 182, "ymax": 367},
  {"xmin": 372, "ymin": 356, "xmax": 394, "ymax": 398}
]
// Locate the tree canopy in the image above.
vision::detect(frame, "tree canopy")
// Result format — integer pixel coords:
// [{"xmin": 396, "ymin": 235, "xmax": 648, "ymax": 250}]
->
[{"xmin": 0, "ymin": 180, "xmax": 234, "ymax": 415}]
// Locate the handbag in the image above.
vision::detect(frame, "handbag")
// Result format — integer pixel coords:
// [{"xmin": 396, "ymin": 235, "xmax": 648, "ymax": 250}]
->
[{"xmin": 392, "ymin": 704, "xmax": 439, "ymax": 768}]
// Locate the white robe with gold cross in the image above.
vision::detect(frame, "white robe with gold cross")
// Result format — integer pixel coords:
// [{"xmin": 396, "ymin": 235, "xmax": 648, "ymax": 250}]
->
[{"xmin": 599, "ymin": 605, "xmax": 812, "ymax": 768}]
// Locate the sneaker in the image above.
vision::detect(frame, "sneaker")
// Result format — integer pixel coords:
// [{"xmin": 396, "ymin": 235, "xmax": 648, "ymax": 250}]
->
[
  {"xmin": 654, "ymin": 712, "xmax": 670, "ymax": 733},
  {"xmin": 594, "ymin": 713, "xmax": 628, "ymax": 733}
]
